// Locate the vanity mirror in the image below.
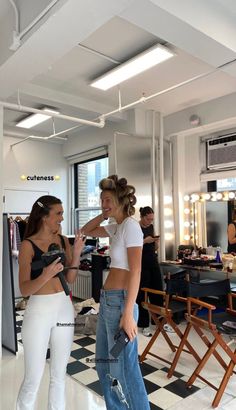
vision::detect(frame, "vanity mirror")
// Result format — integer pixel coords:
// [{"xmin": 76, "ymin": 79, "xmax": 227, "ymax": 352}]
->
[{"xmin": 183, "ymin": 190, "xmax": 236, "ymax": 252}]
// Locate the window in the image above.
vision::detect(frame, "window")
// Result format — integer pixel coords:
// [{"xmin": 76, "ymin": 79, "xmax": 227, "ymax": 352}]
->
[
  {"xmin": 74, "ymin": 156, "xmax": 108, "ymax": 229},
  {"xmin": 217, "ymin": 178, "xmax": 236, "ymax": 191}
]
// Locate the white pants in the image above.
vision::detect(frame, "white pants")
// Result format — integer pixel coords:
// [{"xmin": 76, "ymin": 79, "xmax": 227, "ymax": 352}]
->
[{"xmin": 17, "ymin": 292, "xmax": 74, "ymax": 410}]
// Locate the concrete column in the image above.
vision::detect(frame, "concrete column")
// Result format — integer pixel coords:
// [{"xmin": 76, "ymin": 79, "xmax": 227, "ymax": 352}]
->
[{"xmin": 0, "ymin": 106, "xmax": 3, "ymax": 358}]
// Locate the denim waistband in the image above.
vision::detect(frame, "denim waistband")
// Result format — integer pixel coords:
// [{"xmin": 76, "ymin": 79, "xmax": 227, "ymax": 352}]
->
[{"xmin": 100, "ymin": 289, "xmax": 127, "ymax": 298}]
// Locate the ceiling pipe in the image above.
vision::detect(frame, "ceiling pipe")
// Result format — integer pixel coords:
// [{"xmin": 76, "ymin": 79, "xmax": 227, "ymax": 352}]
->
[
  {"xmin": 8, "ymin": 0, "xmax": 19, "ymax": 34},
  {"xmin": 101, "ymin": 58, "xmax": 236, "ymax": 120},
  {"xmin": 0, "ymin": 101, "xmax": 105, "ymax": 127},
  {"xmin": 0, "ymin": 101, "xmax": 104, "ymax": 147},
  {"xmin": 9, "ymin": 0, "xmax": 60, "ymax": 50},
  {"xmin": 8, "ymin": 134, "xmax": 67, "ymax": 148},
  {"xmin": 101, "ymin": 69, "xmax": 216, "ymax": 119},
  {"xmin": 40, "ymin": 58, "xmax": 236, "ymax": 140},
  {"xmin": 5, "ymin": 57, "xmax": 236, "ymax": 146},
  {"xmin": 158, "ymin": 112, "xmax": 165, "ymax": 261}
]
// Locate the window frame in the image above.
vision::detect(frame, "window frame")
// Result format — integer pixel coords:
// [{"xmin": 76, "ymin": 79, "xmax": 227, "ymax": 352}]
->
[{"xmin": 73, "ymin": 154, "xmax": 108, "ymax": 230}]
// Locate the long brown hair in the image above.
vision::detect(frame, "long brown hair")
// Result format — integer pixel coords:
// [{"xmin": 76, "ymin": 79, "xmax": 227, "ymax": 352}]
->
[
  {"xmin": 24, "ymin": 195, "xmax": 62, "ymax": 238},
  {"xmin": 99, "ymin": 175, "xmax": 136, "ymax": 216}
]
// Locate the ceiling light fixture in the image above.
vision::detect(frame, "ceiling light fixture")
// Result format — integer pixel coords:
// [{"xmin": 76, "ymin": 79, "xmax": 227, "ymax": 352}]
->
[
  {"xmin": 90, "ymin": 44, "xmax": 174, "ymax": 90},
  {"xmin": 16, "ymin": 107, "xmax": 59, "ymax": 129}
]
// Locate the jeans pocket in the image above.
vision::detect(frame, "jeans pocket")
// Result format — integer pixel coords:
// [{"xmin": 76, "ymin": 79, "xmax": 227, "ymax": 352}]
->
[{"xmin": 105, "ymin": 296, "xmax": 122, "ymax": 309}]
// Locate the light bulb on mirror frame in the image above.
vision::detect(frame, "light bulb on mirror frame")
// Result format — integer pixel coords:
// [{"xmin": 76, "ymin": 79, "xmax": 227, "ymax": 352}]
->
[
  {"xmin": 164, "ymin": 220, "xmax": 173, "ymax": 228},
  {"xmin": 164, "ymin": 195, "xmax": 172, "ymax": 205},
  {"xmin": 164, "ymin": 207, "xmax": 173, "ymax": 216},
  {"xmin": 184, "ymin": 208, "xmax": 190, "ymax": 214},
  {"xmin": 184, "ymin": 234, "xmax": 190, "ymax": 241}
]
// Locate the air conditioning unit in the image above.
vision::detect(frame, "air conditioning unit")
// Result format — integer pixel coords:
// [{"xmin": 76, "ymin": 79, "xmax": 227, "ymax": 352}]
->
[{"xmin": 207, "ymin": 134, "xmax": 236, "ymax": 170}]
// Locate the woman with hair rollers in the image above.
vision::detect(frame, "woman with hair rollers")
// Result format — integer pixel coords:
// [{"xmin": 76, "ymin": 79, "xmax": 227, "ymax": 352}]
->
[
  {"xmin": 82, "ymin": 175, "xmax": 150, "ymax": 409},
  {"xmin": 17, "ymin": 195, "xmax": 85, "ymax": 410}
]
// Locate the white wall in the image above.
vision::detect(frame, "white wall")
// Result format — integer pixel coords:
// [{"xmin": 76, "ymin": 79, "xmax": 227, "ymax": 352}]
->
[
  {"xmin": 3, "ymin": 136, "xmax": 68, "ymax": 231},
  {"xmin": 63, "ymin": 123, "xmax": 117, "ymax": 172},
  {"xmin": 184, "ymin": 134, "xmax": 202, "ymax": 194},
  {"xmin": 1, "ymin": 136, "xmax": 68, "ymax": 355},
  {"xmin": 164, "ymin": 92, "xmax": 236, "ymax": 138}
]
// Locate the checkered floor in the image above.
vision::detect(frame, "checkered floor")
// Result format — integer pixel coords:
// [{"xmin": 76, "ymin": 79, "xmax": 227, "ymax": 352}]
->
[{"xmin": 15, "ymin": 311, "xmax": 202, "ymax": 410}]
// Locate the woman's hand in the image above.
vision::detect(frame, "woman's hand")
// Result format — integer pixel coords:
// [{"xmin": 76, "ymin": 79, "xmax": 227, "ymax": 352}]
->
[
  {"xmin": 119, "ymin": 311, "xmax": 137, "ymax": 342},
  {"xmin": 70, "ymin": 230, "xmax": 86, "ymax": 267},
  {"xmin": 144, "ymin": 235, "xmax": 156, "ymax": 244},
  {"xmin": 73, "ymin": 230, "xmax": 86, "ymax": 258},
  {"xmin": 43, "ymin": 257, "xmax": 64, "ymax": 280}
]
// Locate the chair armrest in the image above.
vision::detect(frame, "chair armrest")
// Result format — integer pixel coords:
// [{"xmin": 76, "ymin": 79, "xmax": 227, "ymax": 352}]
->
[
  {"xmin": 141, "ymin": 287, "xmax": 165, "ymax": 304},
  {"xmin": 141, "ymin": 287, "xmax": 165, "ymax": 296},
  {"xmin": 188, "ymin": 297, "xmax": 216, "ymax": 310},
  {"xmin": 172, "ymin": 295, "xmax": 187, "ymax": 303},
  {"xmin": 187, "ymin": 297, "xmax": 216, "ymax": 327},
  {"xmin": 226, "ymin": 308, "xmax": 236, "ymax": 315},
  {"xmin": 142, "ymin": 301, "xmax": 171, "ymax": 316}
]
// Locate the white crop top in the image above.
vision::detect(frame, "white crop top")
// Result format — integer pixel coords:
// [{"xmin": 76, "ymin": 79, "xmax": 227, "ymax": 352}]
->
[{"xmin": 104, "ymin": 217, "xmax": 143, "ymax": 270}]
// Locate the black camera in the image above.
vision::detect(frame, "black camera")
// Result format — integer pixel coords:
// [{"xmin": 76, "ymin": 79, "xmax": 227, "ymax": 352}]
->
[
  {"xmin": 41, "ymin": 248, "xmax": 66, "ymax": 268},
  {"xmin": 32, "ymin": 243, "xmax": 70, "ymax": 295}
]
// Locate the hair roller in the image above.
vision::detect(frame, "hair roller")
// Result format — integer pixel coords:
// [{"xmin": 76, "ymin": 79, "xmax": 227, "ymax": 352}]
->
[
  {"xmin": 117, "ymin": 177, "xmax": 127, "ymax": 188},
  {"xmin": 99, "ymin": 177, "xmax": 116, "ymax": 190}
]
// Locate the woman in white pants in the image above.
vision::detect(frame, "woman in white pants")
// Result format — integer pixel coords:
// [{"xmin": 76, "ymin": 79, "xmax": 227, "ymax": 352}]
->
[{"xmin": 17, "ymin": 195, "xmax": 85, "ymax": 410}]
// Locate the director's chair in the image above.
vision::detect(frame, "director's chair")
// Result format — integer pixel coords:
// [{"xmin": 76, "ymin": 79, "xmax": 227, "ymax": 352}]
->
[
  {"xmin": 139, "ymin": 271, "xmax": 201, "ymax": 367},
  {"xmin": 181, "ymin": 278, "xmax": 236, "ymax": 408}
]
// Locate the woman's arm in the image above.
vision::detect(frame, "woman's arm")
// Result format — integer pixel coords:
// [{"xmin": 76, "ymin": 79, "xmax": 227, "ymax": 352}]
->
[
  {"xmin": 19, "ymin": 241, "xmax": 64, "ymax": 297},
  {"xmin": 119, "ymin": 246, "xmax": 142, "ymax": 341},
  {"xmin": 154, "ymin": 237, "xmax": 160, "ymax": 251},
  {"xmin": 64, "ymin": 234, "xmax": 86, "ymax": 283},
  {"xmin": 228, "ymin": 223, "xmax": 236, "ymax": 245},
  {"xmin": 81, "ymin": 213, "xmax": 108, "ymax": 237}
]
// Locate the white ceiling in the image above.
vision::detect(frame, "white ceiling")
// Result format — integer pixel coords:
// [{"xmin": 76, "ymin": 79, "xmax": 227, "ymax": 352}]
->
[{"xmin": 1, "ymin": 0, "xmax": 236, "ymax": 141}]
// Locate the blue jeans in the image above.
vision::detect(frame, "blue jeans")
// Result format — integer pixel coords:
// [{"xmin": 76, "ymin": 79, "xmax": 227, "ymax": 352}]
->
[{"xmin": 96, "ymin": 289, "xmax": 150, "ymax": 409}]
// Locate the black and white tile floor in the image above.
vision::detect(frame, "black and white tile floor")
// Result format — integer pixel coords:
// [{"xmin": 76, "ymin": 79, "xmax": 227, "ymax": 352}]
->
[{"xmin": 15, "ymin": 310, "xmax": 204, "ymax": 410}]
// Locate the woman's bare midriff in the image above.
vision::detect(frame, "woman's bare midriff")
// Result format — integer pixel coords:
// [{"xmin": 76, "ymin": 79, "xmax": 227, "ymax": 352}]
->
[
  {"xmin": 103, "ymin": 268, "xmax": 129, "ymax": 290},
  {"xmin": 34, "ymin": 277, "xmax": 64, "ymax": 295},
  {"xmin": 34, "ymin": 268, "xmax": 129, "ymax": 295}
]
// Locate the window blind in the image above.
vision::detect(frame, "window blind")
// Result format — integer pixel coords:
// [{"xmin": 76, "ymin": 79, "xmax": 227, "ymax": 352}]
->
[{"xmin": 66, "ymin": 146, "xmax": 108, "ymax": 165}]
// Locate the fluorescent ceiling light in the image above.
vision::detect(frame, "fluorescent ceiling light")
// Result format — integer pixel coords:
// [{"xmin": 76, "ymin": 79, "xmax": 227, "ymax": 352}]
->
[
  {"xmin": 16, "ymin": 107, "xmax": 59, "ymax": 129},
  {"xmin": 90, "ymin": 44, "xmax": 174, "ymax": 90}
]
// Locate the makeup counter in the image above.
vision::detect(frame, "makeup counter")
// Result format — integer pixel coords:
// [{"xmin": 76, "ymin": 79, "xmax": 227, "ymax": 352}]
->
[{"xmin": 160, "ymin": 259, "xmax": 236, "ymax": 291}]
